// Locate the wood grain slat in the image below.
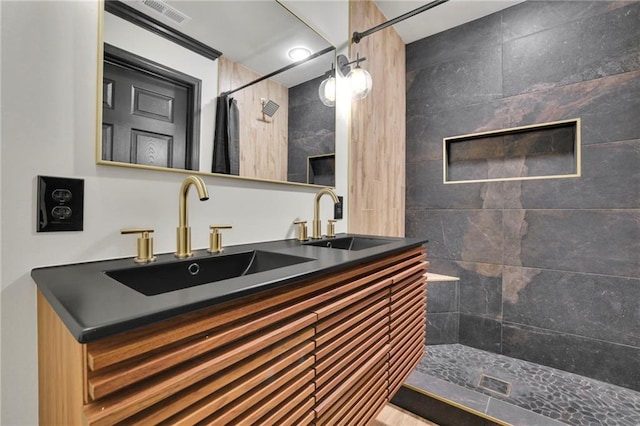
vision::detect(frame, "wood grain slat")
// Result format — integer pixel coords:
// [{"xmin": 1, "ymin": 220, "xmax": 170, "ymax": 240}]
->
[
  {"xmin": 123, "ymin": 337, "xmax": 314, "ymax": 425},
  {"xmin": 315, "ymin": 344, "xmax": 389, "ymax": 417},
  {"xmin": 389, "ymin": 345, "xmax": 424, "ymax": 396},
  {"xmin": 390, "ymin": 260, "xmax": 428, "ymax": 285},
  {"xmin": 315, "ymin": 322, "xmax": 388, "ymax": 380},
  {"xmin": 314, "ymin": 278, "xmax": 390, "ymax": 322},
  {"xmin": 166, "ymin": 364, "xmax": 314, "ymax": 425},
  {"xmin": 83, "ymin": 315, "xmax": 315, "ymax": 425},
  {"xmin": 391, "ymin": 314, "xmax": 425, "ymax": 355},
  {"xmin": 88, "ymin": 303, "xmax": 317, "ymax": 399},
  {"xmin": 256, "ymin": 393, "xmax": 315, "ymax": 426},
  {"xmin": 316, "ymin": 287, "xmax": 389, "ymax": 334},
  {"xmin": 316, "ymin": 333, "xmax": 389, "ymax": 400},
  {"xmin": 231, "ymin": 380, "xmax": 314, "ymax": 426},
  {"xmin": 316, "ymin": 358, "xmax": 388, "ymax": 425},
  {"xmin": 391, "ymin": 304, "xmax": 426, "ymax": 342},
  {"xmin": 391, "ymin": 273, "xmax": 426, "ymax": 304},
  {"xmin": 391, "ymin": 288, "xmax": 425, "ymax": 323},
  {"xmin": 390, "ymin": 327, "xmax": 425, "ymax": 376},
  {"xmin": 87, "ymin": 286, "xmax": 321, "ymax": 372},
  {"xmin": 343, "ymin": 380, "xmax": 389, "ymax": 426},
  {"xmin": 337, "ymin": 367, "xmax": 389, "ymax": 426},
  {"xmin": 315, "ymin": 302, "xmax": 389, "ymax": 359}
]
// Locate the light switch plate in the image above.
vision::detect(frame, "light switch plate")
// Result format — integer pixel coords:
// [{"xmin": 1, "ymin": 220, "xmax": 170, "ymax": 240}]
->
[{"xmin": 37, "ymin": 176, "xmax": 84, "ymax": 232}]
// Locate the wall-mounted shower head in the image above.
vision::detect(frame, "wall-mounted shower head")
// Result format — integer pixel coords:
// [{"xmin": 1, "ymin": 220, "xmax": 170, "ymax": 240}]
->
[{"xmin": 261, "ymin": 99, "xmax": 280, "ymax": 118}]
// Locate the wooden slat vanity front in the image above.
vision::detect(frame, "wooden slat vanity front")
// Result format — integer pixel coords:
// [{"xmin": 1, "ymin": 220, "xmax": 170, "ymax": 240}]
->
[{"xmin": 38, "ymin": 247, "xmax": 427, "ymax": 425}]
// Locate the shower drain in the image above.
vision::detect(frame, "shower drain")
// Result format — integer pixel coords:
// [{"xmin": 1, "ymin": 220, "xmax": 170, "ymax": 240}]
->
[{"xmin": 478, "ymin": 374, "xmax": 512, "ymax": 396}]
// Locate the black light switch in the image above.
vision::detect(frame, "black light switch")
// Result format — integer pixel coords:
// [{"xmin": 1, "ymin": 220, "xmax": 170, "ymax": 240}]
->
[{"xmin": 37, "ymin": 176, "xmax": 84, "ymax": 232}]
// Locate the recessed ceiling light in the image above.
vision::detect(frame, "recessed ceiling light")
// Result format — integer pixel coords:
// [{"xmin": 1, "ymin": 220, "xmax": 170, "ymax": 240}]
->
[{"xmin": 288, "ymin": 47, "xmax": 311, "ymax": 61}]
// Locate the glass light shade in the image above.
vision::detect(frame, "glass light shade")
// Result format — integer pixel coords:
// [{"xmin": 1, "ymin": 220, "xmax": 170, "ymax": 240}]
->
[
  {"xmin": 347, "ymin": 66, "xmax": 372, "ymax": 100},
  {"xmin": 318, "ymin": 75, "xmax": 336, "ymax": 107}
]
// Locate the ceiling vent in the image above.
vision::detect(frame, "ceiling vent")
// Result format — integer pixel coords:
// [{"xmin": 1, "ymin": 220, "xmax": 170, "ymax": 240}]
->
[{"xmin": 138, "ymin": 0, "xmax": 191, "ymax": 25}]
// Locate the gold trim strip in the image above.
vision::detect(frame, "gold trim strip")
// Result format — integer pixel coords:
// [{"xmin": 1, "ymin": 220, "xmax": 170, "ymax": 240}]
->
[
  {"xmin": 400, "ymin": 383, "xmax": 512, "ymax": 426},
  {"xmin": 443, "ymin": 118, "xmax": 581, "ymax": 185},
  {"xmin": 96, "ymin": 159, "xmax": 335, "ymax": 189}
]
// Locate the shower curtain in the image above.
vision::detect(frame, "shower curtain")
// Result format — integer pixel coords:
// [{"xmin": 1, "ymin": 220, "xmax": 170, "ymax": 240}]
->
[{"xmin": 212, "ymin": 95, "xmax": 239, "ymax": 175}]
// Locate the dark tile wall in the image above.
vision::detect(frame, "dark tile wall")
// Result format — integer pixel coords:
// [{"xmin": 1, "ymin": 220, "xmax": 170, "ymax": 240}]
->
[
  {"xmin": 405, "ymin": 1, "xmax": 640, "ymax": 391},
  {"xmin": 287, "ymin": 75, "xmax": 335, "ymax": 183},
  {"xmin": 425, "ymin": 278, "xmax": 459, "ymax": 344}
]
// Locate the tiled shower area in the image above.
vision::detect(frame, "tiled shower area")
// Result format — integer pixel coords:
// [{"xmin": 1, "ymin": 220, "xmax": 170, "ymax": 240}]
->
[
  {"xmin": 403, "ymin": 1, "xmax": 640, "ymax": 425},
  {"xmin": 410, "ymin": 344, "xmax": 640, "ymax": 425}
]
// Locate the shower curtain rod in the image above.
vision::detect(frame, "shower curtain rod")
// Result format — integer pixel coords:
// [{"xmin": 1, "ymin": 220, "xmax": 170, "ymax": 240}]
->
[
  {"xmin": 352, "ymin": 0, "xmax": 450, "ymax": 44},
  {"xmin": 221, "ymin": 46, "xmax": 335, "ymax": 97}
]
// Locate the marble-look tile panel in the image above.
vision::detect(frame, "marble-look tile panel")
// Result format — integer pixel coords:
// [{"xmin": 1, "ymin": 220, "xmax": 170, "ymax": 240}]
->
[
  {"xmin": 406, "ymin": 11, "xmax": 501, "ymax": 73},
  {"xmin": 458, "ymin": 265, "xmax": 503, "ymax": 320},
  {"xmin": 406, "ymin": 44, "xmax": 502, "ymax": 116},
  {"xmin": 427, "ymin": 312, "xmax": 459, "ymax": 345},
  {"xmin": 288, "ymin": 102, "xmax": 335, "ymax": 136},
  {"xmin": 429, "ymin": 259, "xmax": 503, "ymax": 319},
  {"xmin": 504, "ymin": 70, "xmax": 640, "ymax": 146},
  {"xmin": 425, "ymin": 281, "xmax": 458, "ymax": 313},
  {"xmin": 503, "ymin": 209, "xmax": 640, "ymax": 277},
  {"xmin": 504, "ymin": 140, "xmax": 640, "ymax": 210},
  {"xmin": 288, "ymin": 75, "xmax": 326, "ymax": 108},
  {"xmin": 503, "ymin": 2, "xmax": 640, "ymax": 96},
  {"xmin": 406, "ymin": 100, "xmax": 507, "ymax": 163},
  {"xmin": 406, "ymin": 160, "xmax": 504, "ymax": 210},
  {"xmin": 287, "ymin": 131, "xmax": 334, "ymax": 184},
  {"xmin": 503, "ymin": 266, "xmax": 640, "ymax": 348},
  {"xmin": 501, "ymin": 1, "xmax": 633, "ymax": 43},
  {"xmin": 459, "ymin": 314, "xmax": 502, "ymax": 353},
  {"xmin": 405, "ymin": 210, "xmax": 503, "ymax": 264},
  {"xmin": 502, "ymin": 323, "xmax": 640, "ymax": 391}
]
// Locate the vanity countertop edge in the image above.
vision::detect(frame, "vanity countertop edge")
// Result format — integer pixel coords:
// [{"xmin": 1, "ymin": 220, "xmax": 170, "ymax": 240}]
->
[{"xmin": 31, "ymin": 233, "xmax": 428, "ymax": 343}]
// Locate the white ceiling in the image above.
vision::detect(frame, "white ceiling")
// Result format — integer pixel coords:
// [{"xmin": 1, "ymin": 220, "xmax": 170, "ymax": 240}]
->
[{"xmin": 117, "ymin": 0, "xmax": 523, "ymax": 88}]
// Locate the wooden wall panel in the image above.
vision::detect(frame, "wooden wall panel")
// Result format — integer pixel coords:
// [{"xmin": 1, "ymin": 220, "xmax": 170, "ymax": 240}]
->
[
  {"xmin": 349, "ymin": 0, "xmax": 406, "ymax": 237},
  {"xmin": 218, "ymin": 57, "xmax": 288, "ymax": 181}
]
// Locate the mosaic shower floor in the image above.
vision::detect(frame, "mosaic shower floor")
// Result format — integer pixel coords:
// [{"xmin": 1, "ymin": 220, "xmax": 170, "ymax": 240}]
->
[{"xmin": 413, "ymin": 344, "xmax": 640, "ymax": 425}]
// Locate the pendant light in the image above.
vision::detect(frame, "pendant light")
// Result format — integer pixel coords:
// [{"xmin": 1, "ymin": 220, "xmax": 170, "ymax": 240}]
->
[
  {"xmin": 346, "ymin": 54, "xmax": 372, "ymax": 100},
  {"xmin": 318, "ymin": 65, "xmax": 336, "ymax": 107}
]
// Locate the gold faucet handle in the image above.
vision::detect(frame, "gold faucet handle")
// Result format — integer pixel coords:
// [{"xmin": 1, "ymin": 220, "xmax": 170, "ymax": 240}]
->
[
  {"xmin": 327, "ymin": 220, "xmax": 337, "ymax": 238},
  {"xmin": 120, "ymin": 228, "xmax": 157, "ymax": 264},
  {"xmin": 293, "ymin": 220, "xmax": 309, "ymax": 241},
  {"xmin": 208, "ymin": 225, "xmax": 232, "ymax": 253}
]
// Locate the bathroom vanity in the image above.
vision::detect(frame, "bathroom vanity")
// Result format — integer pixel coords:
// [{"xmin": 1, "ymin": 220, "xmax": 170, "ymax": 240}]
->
[{"xmin": 32, "ymin": 234, "xmax": 428, "ymax": 425}]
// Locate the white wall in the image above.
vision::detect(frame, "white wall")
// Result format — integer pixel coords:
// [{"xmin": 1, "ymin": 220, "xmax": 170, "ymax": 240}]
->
[{"xmin": 0, "ymin": 1, "xmax": 349, "ymax": 424}]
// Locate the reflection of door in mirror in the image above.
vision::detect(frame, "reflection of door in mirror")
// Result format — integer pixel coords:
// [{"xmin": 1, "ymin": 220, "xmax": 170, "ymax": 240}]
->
[{"xmin": 102, "ymin": 44, "xmax": 201, "ymax": 170}]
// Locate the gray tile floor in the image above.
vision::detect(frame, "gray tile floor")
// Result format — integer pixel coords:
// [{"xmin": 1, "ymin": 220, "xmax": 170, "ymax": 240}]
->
[{"xmin": 414, "ymin": 344, "xmax": 640, "ymax": 425}]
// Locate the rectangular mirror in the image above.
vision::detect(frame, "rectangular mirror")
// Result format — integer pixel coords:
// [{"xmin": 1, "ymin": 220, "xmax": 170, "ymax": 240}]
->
[{"xmin": 98, "ymin": 0, "xmax": 336, "ymax": 187}]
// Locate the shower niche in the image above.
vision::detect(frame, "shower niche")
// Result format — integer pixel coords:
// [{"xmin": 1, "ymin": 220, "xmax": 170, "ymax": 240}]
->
[{"xmin": 443, "ymin": 118, "xmax": 580, "ymax": 184}]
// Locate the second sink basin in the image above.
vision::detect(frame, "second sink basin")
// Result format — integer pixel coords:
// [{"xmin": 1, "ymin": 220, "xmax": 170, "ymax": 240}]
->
[
  {"xmin": 105, "ymin": 250, "xmax": 314, "ymax": 296},
  {"xmin": 305, "ymin": 236, "xmax": 396, "ymax": 251}
]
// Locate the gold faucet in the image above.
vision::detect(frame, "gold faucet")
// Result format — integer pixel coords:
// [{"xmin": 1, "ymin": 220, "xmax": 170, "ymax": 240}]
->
[
  {"xmin": 176, "ymin": 176, "xmax": 209, "ymax": 258},
  {"xmin": 312, "ymin": 187, "xmax": 339, "ymax": 239}
]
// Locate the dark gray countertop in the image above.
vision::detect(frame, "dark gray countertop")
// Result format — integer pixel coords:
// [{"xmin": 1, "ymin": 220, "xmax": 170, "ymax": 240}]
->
[{"xmin": 31, "ymin": 233, "xmax": 427, "ymax": 343}]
